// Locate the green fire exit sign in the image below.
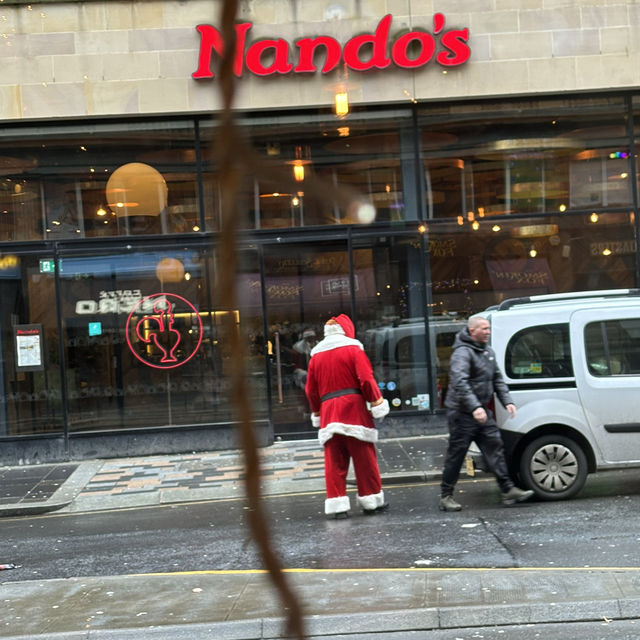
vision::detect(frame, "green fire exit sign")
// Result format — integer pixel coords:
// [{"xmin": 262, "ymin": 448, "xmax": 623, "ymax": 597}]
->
[{"xmin": 39, "ymin": 259, "xmax": 55, "ymax": 273}]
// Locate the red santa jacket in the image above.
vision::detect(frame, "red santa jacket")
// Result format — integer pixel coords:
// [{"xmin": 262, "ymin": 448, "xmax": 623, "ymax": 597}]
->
[{"xmin": 305, "ymin": 315, "xmax": 389, "ymax": 446}]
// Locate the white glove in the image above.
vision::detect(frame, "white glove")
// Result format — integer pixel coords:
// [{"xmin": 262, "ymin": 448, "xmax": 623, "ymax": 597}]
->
[
  {"xmin": 371, "ymin": 398, "xmax": 390, "ymax": 420},
  {"xmin": 311, "ymin": 413, "xmax": 321, "ymax": 428}
]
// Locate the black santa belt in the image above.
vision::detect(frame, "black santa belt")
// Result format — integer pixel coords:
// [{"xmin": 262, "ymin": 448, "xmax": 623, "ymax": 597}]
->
[{"xmin": 320, "ymin": 388, "xmax": 362, "ymax": 402}]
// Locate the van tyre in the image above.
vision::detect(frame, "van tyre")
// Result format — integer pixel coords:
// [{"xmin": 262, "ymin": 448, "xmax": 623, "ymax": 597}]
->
[{"xmin": 520, "ymin": 435, "xmax": 588, "ymax": 500}]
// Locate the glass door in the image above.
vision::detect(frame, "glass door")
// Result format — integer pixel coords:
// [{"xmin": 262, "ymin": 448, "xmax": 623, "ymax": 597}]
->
[
  {"xmin": 0, "ymin": 252, "xmax": 64, "ymax": 436},
  {"xmin": 263, "ymin": 240, "xmax": 351, "ymax": 439}
]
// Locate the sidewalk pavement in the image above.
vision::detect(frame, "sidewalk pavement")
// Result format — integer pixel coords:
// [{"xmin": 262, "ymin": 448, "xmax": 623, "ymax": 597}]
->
[{"xmin": 2, "ymin": 434, "xmax": 640, "ymax": 639}]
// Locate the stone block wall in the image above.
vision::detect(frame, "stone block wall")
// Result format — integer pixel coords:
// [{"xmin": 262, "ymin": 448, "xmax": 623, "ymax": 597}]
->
[{"xmin": 0, "ymin": 0, "xmax": 638, "ymax": 120}]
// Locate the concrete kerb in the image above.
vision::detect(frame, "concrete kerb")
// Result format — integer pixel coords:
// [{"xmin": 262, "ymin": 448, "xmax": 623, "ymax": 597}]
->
[
  {"xmin": 2, "ymin": 598, "xmax": 639, "ymax": 640},
  {"xmin": 4, "ymin": 569, "xmax": 640, "ymax": 639}
]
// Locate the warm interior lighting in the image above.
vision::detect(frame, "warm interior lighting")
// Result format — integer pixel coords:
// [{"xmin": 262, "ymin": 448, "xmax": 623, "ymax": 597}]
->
[
  {"xmin": 418, "ymin": 224, "xmax": 427, "ymax": 234},
  {"xmin": 292, "ymin": 197, "xmax": 300, "ymax": 206},
  {"xmin": 602, "ymin": 248, "xmax": 612, "ymax": 256},
  {"xmin": 457, "ymin": 216, "xmax": 464, "ymax": 226},
  {"xmin": 492, "ymin": 224, "xmax": 501, "ymax": 232},
  {"xmin": 335, "ymin": 91, "xmax": 349, "ymax": 117},
  {"xmin": 96, "ymin": 206, "xmax": 107, "ymax": 217},
  {"xmin": 287, "ymin": 145, "xmax": 311, "ymax": 183},
  {"xmin": 471, "ymin": 221, "xmax": 480, "ymax": 231},
  {"xmin": 590, "ymin": 212, "xmax": 599, "ymax": 223},
  {"xmin": 338, "ymin": 126, "xmax": 350, "ymax": 137},
  {"xmin": 106, "ymin": 162, "xmax": 167, "ymax": 217},
  {"xmin": 529, "ymin": 246, "xmax": 537, "ymax": 258},
  {"xmin": 559, "ymin": 204, "xmax": 567, "ymax": 212},
  {"xmin": 192, "ymin": 225, "xmax": 200, "ymax": 232}
]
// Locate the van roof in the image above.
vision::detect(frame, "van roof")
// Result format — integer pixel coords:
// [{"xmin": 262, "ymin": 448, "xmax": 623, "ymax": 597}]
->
[{"xmin": 488, "ymin": 288, "xmax": 640, "ymax": 313}]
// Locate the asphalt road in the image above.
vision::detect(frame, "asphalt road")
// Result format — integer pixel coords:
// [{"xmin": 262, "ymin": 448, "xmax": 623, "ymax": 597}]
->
[{"xmin": 2, "ymin": 469, "xmax": 640, "ymax": 583}]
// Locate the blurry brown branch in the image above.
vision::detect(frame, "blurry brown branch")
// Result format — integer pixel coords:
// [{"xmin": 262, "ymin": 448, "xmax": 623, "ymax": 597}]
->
[{"xmin": 214, "ymin": 0, "xmax": 306, "ymax": 638}]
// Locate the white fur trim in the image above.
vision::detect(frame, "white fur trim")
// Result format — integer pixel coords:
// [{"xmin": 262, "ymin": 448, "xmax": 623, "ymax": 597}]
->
[
  {"xmin": 325, "ymin": 495, "xmax": 351, "ymax": 515},
  {"xmin": 357, "ymin": 490, "xmax": 385, "ymax": 511},
  {"xmin": 318, "ymin": 423, "xmax": 378, "ymax": 446},
  {"xmin": 310, "ymin": 334, "xmax": 364, "ymax": 356},
  {"xmin": 371, "ymin": 398, "xmax": 390, "ymax": 419},
  {"xmin": 311, "ymin": 414, "xmax": 321, "ymax": 428}
]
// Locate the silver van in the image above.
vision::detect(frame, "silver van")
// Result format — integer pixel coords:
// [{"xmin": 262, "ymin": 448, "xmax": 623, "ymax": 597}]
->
[{"xmin": 472, "ymin": 289, "xmax": 640, "ymax": 500}]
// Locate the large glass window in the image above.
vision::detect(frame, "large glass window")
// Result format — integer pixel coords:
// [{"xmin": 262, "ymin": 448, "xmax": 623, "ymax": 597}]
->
[
  {"xmin": 199, "ymin": 109, "xmax": 415, "ymax": 230},
  {"xmin": 56, "ymin": 244, "xmax": 265, "ymax": 432},
  {"xmin": 0, "ymin": 121, "xmax": 201, "ymax": 241},
  {"xmin": 419, "ymin": 97, "xmax": 631, "ymax": 220},
  {"xmin": 428, "ymin": 210, "xmax": 637, "ymax": 317},
  {"xmin": 353, "ymin": 232, "xmax": 465, "ymax": 412}
]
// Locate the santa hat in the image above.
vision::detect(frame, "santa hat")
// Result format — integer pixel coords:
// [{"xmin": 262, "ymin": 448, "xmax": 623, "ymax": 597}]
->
[{"xmin": 324, "ymin": 313, "xmax": 355, "ymax": 338}]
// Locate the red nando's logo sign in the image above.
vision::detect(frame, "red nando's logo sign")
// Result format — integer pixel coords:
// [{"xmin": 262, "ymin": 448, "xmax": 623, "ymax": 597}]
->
[{"xmin": 192, "ymin": 13, "xmax": 470, "ymax": 79}]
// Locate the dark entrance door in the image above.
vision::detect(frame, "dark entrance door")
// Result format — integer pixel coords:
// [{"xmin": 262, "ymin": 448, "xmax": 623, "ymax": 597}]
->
[{"xmin": 263, "ymin": 240, "xmax": 351, "ymax": 439}]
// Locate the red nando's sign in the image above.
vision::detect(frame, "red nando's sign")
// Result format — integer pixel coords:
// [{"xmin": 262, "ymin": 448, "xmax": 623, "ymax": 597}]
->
[{"xmin": 192, "ymin": 13, "xmax": 470, "ymax": 79}]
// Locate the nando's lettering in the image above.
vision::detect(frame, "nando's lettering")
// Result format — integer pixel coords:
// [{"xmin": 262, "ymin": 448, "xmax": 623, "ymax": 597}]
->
[{"xmin": 193, "ymin": 14, "xmax": 470, "ymax": 80}]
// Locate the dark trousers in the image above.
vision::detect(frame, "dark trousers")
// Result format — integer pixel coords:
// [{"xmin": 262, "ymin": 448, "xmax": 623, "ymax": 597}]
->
[{"xmin": 440, "ymin": 409, "xmax": 514, "ymax": 496}]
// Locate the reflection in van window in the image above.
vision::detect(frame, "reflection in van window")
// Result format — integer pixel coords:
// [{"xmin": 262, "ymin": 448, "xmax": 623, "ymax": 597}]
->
[
  {"xmin": 585, "ymin": 318, "xmax": 640, "ymax": 376},
  {"xmin": 396, "ymin": 335, "xmax": 427, "ymax": 366},
  {"xmin": 506, "ymin": 324, "xmax": 573, "ymax": 378}
]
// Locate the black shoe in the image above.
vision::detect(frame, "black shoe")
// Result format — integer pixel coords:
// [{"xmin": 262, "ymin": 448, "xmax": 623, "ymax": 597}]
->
[
  {"xmin": 331, "ymin": 511, "xmax": 350, "ymax": 520},
  {"xmin": 363, "ymin": 502, "xmax": 389, "ymax": 515}
]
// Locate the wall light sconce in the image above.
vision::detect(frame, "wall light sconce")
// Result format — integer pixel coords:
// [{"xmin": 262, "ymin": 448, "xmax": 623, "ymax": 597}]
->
[
  {"xmin": 590, "ymin": 212, "xmax": 599, "ymax": 223},
  {"xmin": 529, "ymin": 245, "xmax": 537, "ymax": 258}
]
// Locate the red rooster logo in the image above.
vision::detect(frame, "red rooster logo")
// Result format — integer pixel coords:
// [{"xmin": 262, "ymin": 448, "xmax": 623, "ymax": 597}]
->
[{"xmin": 136, "ymin": 299, "xmax": 181, "ymax": 364}]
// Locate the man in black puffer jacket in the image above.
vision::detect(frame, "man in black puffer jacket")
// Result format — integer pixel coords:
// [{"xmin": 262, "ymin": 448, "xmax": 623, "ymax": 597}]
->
[{"xmin": 439, "ymin": 315, "xmax": 534, "ymax": 511}]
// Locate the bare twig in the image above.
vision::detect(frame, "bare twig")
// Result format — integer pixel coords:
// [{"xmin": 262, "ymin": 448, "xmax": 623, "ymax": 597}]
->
[{"xmin": 214, "ymin": 1, "xmax": 306, "ymax": 638}]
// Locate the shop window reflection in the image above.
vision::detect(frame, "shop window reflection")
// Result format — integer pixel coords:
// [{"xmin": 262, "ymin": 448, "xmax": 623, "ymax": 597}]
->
[
  {"xmin": 0, "ymin": 124, "xmax": 201, "ymax": 241},
  {"xmin": 429, "ymin": 211, "xmax": 636, "ymax": 317},
  {"xmin": 200, "ymin": 113, "xmax": 412, "ymax": 230},
  {"xmin": 420, "ymin": 97, "xmax": 632, "ymax": 221}
]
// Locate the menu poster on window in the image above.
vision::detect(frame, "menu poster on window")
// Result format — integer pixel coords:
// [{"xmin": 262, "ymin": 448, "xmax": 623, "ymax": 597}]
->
[{"xmin": 14, "ymin": 324, "xmax": 44, "ymax": 372}]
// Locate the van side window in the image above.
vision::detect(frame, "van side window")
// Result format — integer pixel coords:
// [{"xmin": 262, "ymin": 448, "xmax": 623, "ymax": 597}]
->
[
  {"xmin": 585, "ymin": 318, "xmax": 640, "ymax": 376},
  {"xmin": 506, "ymin": 324, "xmax": 573, "ymax": 378}
]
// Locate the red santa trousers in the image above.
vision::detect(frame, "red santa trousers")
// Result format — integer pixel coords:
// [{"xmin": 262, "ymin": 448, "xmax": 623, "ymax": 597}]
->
[{"xmin": 324, "ymin": 433, "xmax": 382, "ymax": 508}]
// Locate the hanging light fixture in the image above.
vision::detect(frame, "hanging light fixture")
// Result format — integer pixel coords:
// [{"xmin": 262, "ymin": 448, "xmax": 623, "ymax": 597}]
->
[
  {"xmin": 287, "ymin": 145, "xmax": 311, "ymax": 182},
  {"xmin": 335, "ymin": 91, "xmax": 349, "ymax": 118}
]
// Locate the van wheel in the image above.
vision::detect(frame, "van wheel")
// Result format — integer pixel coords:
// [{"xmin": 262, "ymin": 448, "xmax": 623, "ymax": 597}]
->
[{"xmin": 519, "ymin": 435, "xmax": 588, "ymax": 500}]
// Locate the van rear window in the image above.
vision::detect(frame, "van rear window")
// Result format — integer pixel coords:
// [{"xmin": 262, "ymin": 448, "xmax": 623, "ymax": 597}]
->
[
  {"xmin": 506, "ymin": 324, "xmax": 573, "ymax": 378},
  {"xmin": 585, "ymin": 318, "xmax": 640, "ymax": 376}
]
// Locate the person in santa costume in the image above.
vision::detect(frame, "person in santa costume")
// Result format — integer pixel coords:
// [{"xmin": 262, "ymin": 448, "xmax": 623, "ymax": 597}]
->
[{"xmin": 305, "ymin": 314, "xmax": 390, "ymax": 518}]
